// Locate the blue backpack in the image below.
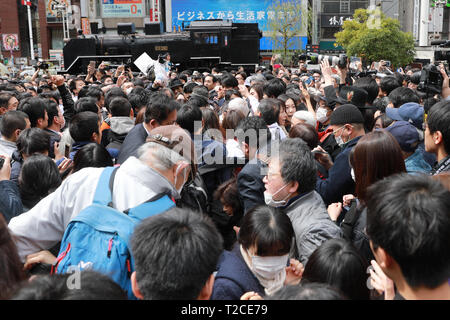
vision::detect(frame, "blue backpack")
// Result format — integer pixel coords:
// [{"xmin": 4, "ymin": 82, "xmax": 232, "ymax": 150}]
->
[{"xmin": 52, "ymin": 166, "xmax": 176, "ymax": 299}]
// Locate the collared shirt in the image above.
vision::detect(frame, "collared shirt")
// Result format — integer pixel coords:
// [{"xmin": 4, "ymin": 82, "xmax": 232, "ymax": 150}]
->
[{"xmin": 267, "ymin": 123, "xmax": 287, "ymax": 141}]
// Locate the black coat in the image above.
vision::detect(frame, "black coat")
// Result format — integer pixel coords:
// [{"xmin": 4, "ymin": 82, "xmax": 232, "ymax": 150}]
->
[
  {"xmin": 116, "ymin": 123, "xmax": 147, "ymax": 164},
  {"xmin": 237, "ymin": 158, "xmax": 267, "ymax": 214}
]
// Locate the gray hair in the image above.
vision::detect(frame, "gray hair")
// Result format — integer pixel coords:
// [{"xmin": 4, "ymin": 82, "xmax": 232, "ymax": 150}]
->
[{"xmin": 137, "ymin": 142, "xmax": 189, "ymax": 171}]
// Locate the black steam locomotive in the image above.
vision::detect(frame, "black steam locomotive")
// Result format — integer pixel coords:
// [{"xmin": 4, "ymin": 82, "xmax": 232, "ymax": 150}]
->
[{"xmin": 62, "ymin": 20, "xmax": 262, "ymax": 75}]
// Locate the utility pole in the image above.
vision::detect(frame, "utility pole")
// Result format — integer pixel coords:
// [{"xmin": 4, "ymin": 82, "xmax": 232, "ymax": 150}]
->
[
  {"xmin": 419, "ymin": 0, "xmax": 430, "ymax": 46},
  {"xmin": 27, "ymin": 3, "xmax": 35, "ymax": 61}
]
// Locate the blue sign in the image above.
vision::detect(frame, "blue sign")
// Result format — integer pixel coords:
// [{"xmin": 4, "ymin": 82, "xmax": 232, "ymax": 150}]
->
[{"xmin": 171, "ymin": 0, "xmax": 308, "ymax": 50}]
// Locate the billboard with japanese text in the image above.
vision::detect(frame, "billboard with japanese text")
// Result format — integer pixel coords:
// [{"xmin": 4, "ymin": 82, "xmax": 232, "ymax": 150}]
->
[
  {"xmin": 102, "ymin": 0, "xmax": 144, "ymax": 18},
  {"xmin": 171, "ymin": 0, "xmax": 307, "ymax": 50}
]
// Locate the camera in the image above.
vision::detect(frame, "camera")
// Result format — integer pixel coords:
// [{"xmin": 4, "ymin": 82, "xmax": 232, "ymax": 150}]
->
[
  {"xmin": 38, "ymin": 62, "xmax": 49, "ymax": 70},
  {"xmin": 348, "ymin": 69, "xmax": 378, "ymax": 78},
  {"xmin": 417, "ymin": 63, "xmax": 443, "ymax": 95},
  {"xmin": 297, "ymin": 53, "xmax": 348, "ymax": 69}
]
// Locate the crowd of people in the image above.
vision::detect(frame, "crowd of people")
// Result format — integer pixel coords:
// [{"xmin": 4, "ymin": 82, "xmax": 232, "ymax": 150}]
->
[{"xmin": 0, "ymin": 53, "xmax": 449, "ymax": 301}]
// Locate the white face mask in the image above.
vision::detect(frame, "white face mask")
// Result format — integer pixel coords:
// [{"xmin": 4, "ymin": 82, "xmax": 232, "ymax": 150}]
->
[
  {"xmin": 316, "ymin": 107, "xmax": 329, "ymax": 124},
  {"xmin": 125, "ymin": 87, "xmax": 133, "ymax": 95},
  {"xmin": 351, "ymin": 168, "xmax": 355, "ymax": 182},
  {"xmin": 250, "ymin": 253, "xmax": 289, "ymax": 296},
  {"xmin": 264, "ymin": 184, "xmax": 291, "ymax": 207}
]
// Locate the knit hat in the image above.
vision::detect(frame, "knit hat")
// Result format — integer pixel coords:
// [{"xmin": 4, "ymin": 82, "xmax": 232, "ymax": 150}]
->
[{"xmin": 329, "ymin": 104, "xmax": 364, "ymax": 125}]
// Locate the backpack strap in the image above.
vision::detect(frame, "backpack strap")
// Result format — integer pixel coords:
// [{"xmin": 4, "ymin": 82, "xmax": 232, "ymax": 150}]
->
[
  {"xmin": 341, "ymin": 199, "xmax": 361, "ymax": 241},
  {"xmin": 126, "ymin": 193, "xmax": 176, "ymax": 223},
  {"xmin": 92, "ymin": 166, "xmax": 117, "ymax": 206}
]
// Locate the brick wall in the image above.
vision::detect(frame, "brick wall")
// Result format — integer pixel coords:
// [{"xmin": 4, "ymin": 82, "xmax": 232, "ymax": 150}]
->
[{"xmin": 0, "ymin": 0, "xmax": 21, "ymax": 58}]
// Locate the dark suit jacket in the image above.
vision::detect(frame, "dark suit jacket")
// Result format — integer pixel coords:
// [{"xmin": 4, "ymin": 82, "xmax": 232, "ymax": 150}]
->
[
  {"xmin": 117, "ymin": 123, "xmax": 147, "ymax": 164},
  {"xmin": 237, "ymin": 157, "xmax": 267, "ymax": 214}
]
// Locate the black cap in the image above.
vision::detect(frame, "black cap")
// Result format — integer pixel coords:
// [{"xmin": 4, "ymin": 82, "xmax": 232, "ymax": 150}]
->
[{"xmin": 330, "ymin": 104, "xmax": 365, "ymax": 125}]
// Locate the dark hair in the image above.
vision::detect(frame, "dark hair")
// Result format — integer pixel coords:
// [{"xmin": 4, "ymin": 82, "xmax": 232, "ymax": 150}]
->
[
  {"xmin": 427, "ymin": 100, "xmax": 450, "ymax": 154},
  {"xmin": 388, "ymin": 87, "xmax": 420, "ymax": 108},
  {"xmin": 74, "ymin": 97, "xmax": 98, "ymax": 114},
  {"xmin": 39, "ymin": 90, "xmax": 61, "ymax": 103},
  {"xmin": 373, "ymin": 96, "xmax": 390, "ymax": 113},
  {"xmin": 214, "ymin": 177, "xmax": 243, "ymax": 225},
  {"xmin": 288, "ymin": 123, "xmax": 319, "ymax": 150},
  {"xmin": 373, "ymin": 113, "xmax": 394, "ymax": 129},
  {"xmin": 380, "ymin": 76, "xmax": 401, "ymax": 96},
  {"xmin": 77, "ymin": 85, "xmax": 91, "ymax": 99},
  {"xmin": 201, "ymin": 107, "xmax": 222, "ymax": 140},
  {"xmin": 19, "ymin": 154, "xmax": 62, "ymax": 209},
  {"xmin": 225, "ymin": 89, "xmax": 242, "ymax": 101},
  {"xmin": 104, "ymin": 87, "xmax": 128, "ymax": 112},
  {"xmin": 69, "ymin": 111, "xmax": 100, "ymax": 142},
  {"xmin": 0, "ymin": 214, "xmax": 26, "ymax": 299},
  {"xmin": 235, "ymin": 116, "xmax": 271, "ymax": 151},
  {"xmin": 268, "ymin": 282, "xmax": 347, "ymax": 300},
  {"xmin": 350, "ymin": 130, "xmax": 406, "ymax": 203},
  {"xmin": 85, "ymin": 86, "xmax": 104, "ymax": 103},
  {"xmin": 278, "ymin": 138, "xmax": 317, "ymax": 194},
  {"xmin": 177, "ymin": 104, "xmax": 202, "ymax": 134},
  {"xmin": 302, "ymin": 239, "xmax": 370, "ymax": 300},
  {"xmin": 17, "ymin": 97, "xmax": 47, "ymax": 128},
  {"xmin": 238, "ymin": 205, "xmax": 294, "ymax": 256},
  {"xmin": 250, "ymin": 83, "xmax": 264, "ymax": 101},
  {"xmin": 144, "ymin": 93, "xmax": 177, "ymax": 124},
  {"xmin": 0, "ymin": 110, "xmax": 28, "ymax": 139},
  {"xmin": 204, "ymin": 74, "xmax": 217, "ymax": 84},
  {"xmin": 339, "ymin": 86, "xmax": 368, "ymax": 108},
  {"xmin": 45, "ymin": 99, "xmax": 59, "ymax": 127},
  {"xmin": 127, "ymin": 87, "xmax": 150, "ymax": 113},
  {"xmin": 16, "ymin": 128, "xmax": 50, "ymax": 156},
  {"xmin": 71, "ymin": 143, "xmax": 113, "ymax": 174},
  {"xmin": 109, "ymin": 97, "xmax": 132, "ymax": 117},
  {"xmin": 258, "ymin": 98, "xmax": 281, "ymax": 125},
  {"xmin": 130, "ymin": 208, "xmax": 223, "ymax": 300},
  {"xmin": 69, "ymin": 77, "xmax": 85, "ymax": 94},
  {"xmin": 183, "ymin": 82, "xmax": 199, "ymax": 95},
  {"xmin": 353, "ymin": 77, "xmax": 379, "ymax": 105},
  {"xmin": 263, "ymin": 78, "xmax": 286, "ymax": 98},
  {"xmin": 221, "ymin": 75, "xmax": 238, "ymax": 89},
  {"xmin": 366, "ymin": 173, "xmax": 450, "ymax": 289},
  {"xmin": 0, "ymin": 93, "xmax": 13, "ymax": 109},
  {"xmin": 12, "ymin": 271, "xmax": 127, "ymax": 300}
]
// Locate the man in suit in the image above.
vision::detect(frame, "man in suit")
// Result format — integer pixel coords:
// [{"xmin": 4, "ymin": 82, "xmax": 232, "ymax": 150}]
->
[
  {"xmin": 236, "ymin": 117, "xmax": 272, "ymax": 214},
  {"xmin": 117, "ymin": 93, "xmax": 178, "ymax": 164}
]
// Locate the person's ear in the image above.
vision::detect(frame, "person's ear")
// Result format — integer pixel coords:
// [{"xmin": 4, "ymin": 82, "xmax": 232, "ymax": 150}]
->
[
  {"xmin": 433, "ymin": 131, "xmax": 443, "ymax": 146},
  {"xmin": 14, "ymin": 129, "xmax": 21, "ymax": 140},
  {"xmin": 370, "ymin": 241, "xmax": 393, "ymax": 270},
  {"xmin": 197, "ymin": 274, "xmax": 215, "ymax": 300},
  {"xmin": 149, "ymin": 119, "xmax": 159, "ymax": 129},
  {"xmin": 130, "ymin": 108, "xmax": 134, "ymax": 119},
  {"xmin": 91, "ymin": 132, "xmax": 100, "ymax": 143},
  {"xmin": 131, "ymin": 271, "xmax": 144, "ymax": 300},
  {"xmin": 287, "ymin": 181, "xmax": 299, "ymax": 194}
]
